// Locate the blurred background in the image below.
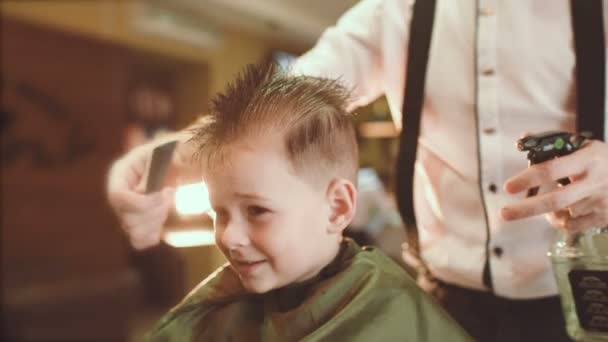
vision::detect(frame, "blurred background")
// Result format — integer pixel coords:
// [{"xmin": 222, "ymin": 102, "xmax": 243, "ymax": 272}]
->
[{"xmin": 1, "ymin": 1, "xmax": 405, "ymax": 340}]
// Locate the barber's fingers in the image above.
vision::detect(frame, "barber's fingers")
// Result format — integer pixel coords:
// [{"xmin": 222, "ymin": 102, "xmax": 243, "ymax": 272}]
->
[
  {"xmin": 120, "ymin": 189, "xmax": 173, "ymax": 247},
  {"xmin": 107, "ymin": 144, "xmax": 152, "ymax": 196},
  {"xmin": 546, "ymin": 202, "xmax": 608, "ymax": 233},
  {"xmin": 568, "ymin": 196, "xmax": 596, "ymax": 218},
  {"xmin": 545, "ymin": 209, "xmax": 571, "ymax": 231},
  {"xmin": 519, "ymin": 131, "xmax": 533, "ymax": 139},
  {"xmin": 565, "ymin": 211, "xmax": 608, "ymax": 232},
  {"xmin": 129, "ymin": 216, "xmax": 165, "ymax": 250},
  {"xmin": 124, "ymin": 196, "xmax": 174, "ymax": 250},
  {"xmin": 111, "ymin": 188, "xmax": 168, "ymax": 214},
  {"xmin": 131, "ymin": 231, "xmax": 163, "ymax": 250},
  {"xmin": 121, "ymin": 189, "xmax": 173, "ymax": 227},
  {"xmin": 122, "ymin": 198, "xmax": 170, "ymax": 232}
]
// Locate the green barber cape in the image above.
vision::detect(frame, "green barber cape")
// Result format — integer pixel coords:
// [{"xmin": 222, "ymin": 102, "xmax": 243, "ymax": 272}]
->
[{"xmin": 147, "ymin": 239, "xmax": 472, "ymax": 342}]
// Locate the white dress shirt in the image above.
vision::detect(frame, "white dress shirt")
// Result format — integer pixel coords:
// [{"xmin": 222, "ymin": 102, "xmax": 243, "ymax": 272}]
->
[{"xmin": 293, "ymin": 0, "xmax": 608, "ymax": 299}]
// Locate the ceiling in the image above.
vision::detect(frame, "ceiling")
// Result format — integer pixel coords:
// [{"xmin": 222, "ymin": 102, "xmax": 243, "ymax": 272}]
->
[{"xmin": 167, "ymin": 0, "xmax": 360, "ymax": 51}]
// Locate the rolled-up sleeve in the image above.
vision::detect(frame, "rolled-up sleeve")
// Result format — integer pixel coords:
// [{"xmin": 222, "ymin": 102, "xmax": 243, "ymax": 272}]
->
[{"xmin": 292, "ymin": 0, "xmax": 387, "ymax": 110}]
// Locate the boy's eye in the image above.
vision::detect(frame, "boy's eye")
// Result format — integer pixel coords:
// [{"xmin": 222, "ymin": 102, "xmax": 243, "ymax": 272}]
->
[
  {"xmin": 247, "ymin": 205, "xmax": 270, "ymax": 217},
  {"xmin": 213, "ymin": 209, "xmax": 228, "ymax": 225}
]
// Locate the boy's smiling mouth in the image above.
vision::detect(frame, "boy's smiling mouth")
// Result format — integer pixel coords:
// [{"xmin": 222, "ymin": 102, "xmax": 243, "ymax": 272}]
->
[{"xmin": 232, "ymin": 258, "xmax": 268, "ymax": 275}]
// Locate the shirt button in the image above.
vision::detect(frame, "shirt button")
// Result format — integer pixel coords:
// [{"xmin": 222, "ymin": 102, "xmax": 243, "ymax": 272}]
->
[
  {"xmin": 482, "ymin": 69, "xmax": 495, "ymax": 76},
  {"xmin": 488, "ymin": 183, "xmax": 498, "ymax": 193},
  {"xmin": 483, "ymin": 128, "xmax": 496, "ymax": 135},
  {"xmin": 493, "ymin": 246, "xmax": 504, "ymax": 257},
  {"xmin": 479, "ymin": 8, "xmax": 496, "ymax": 16}
]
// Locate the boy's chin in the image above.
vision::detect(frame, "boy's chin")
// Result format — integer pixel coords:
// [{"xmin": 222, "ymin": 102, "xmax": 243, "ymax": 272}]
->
[{"xmin": 240, "ymin": 277, "xmax": 278, "ymax": 294}]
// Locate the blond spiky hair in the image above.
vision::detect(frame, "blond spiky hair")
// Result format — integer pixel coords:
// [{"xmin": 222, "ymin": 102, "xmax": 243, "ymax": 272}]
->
[{"xmin": 190, "ymin": 62, "xmax": 358, "ymax": 184}]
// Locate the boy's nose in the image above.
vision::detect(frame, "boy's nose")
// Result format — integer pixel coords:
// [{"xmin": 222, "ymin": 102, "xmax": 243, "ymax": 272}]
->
[{"xmin": 219, "ymin": 219, "xmax": 250, "ymax": 249}]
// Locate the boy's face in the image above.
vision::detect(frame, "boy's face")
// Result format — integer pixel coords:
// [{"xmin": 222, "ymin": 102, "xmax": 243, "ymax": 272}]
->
[{"xmin": 206, "ymin": 137, "xmax": 342, "ymax": 294}]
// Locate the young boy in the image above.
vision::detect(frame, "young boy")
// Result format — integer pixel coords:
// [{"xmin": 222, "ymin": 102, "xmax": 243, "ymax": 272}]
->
[{"xmin": 146, "ymin": 63, "xmax": 472, "ymax": 341}]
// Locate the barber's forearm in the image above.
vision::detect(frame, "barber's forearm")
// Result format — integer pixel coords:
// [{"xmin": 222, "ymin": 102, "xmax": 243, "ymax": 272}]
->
[{"xmin": 292, "ymin": 0, "xmax": 387, "ymax": 111}]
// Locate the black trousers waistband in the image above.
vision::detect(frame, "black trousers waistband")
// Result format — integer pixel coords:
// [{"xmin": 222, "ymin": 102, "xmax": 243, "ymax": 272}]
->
[
  {"xmin": 431, "ymin": 279, "xmax": 572, "ymax": 342},
  {"xmin": 436, "ymin": 279, "xmax": 561, "ymax": 311}
]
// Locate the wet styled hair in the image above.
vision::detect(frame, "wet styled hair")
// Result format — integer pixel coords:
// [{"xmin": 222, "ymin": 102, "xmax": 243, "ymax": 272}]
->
[{"xmin": 190, "ymin": 62, "xmax": 358, "ymax": 184}]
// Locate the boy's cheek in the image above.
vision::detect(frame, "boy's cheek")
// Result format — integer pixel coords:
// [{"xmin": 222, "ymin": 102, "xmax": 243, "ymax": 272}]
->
[{"xmin": 213, "ymin": 231, "xmax": 229, "ymax": 256}]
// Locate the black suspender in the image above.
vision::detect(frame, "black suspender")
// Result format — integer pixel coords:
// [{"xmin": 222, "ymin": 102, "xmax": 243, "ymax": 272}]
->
[
  {"xmin": 395, "ymin": 0, "xmax": 437, "ymax": 259},
  {"xmin": 571, "ymin": 0, "xmax": 606, "ymax": 140},
  {"xmin": 397, "ymin": 0, "xmax": 606, "ymax": 268}
]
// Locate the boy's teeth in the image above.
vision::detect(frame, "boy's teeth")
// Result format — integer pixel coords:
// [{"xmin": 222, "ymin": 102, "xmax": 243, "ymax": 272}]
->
[{"xmin": 235, "ymin": 259, "xmax": 263, "ymax": 264}]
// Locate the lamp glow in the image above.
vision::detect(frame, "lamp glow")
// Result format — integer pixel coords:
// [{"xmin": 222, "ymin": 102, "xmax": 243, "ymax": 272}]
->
[
  {"xmin": 163, "ymin": 228, "xmax": 215, "ymax": 247},
  {"xmin": 174, "ymin": 182, "xmax": 211, "ymax": 216}
]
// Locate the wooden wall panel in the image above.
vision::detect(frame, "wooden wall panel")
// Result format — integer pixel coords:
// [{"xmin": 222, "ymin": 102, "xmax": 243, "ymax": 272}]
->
[
  {"xmin": 1, "ymin": 18, "xmax": 131, "ymax": 287},
  {"xmin": 1, "ymin": 17, "xmax": 206, "ymax": 340}
]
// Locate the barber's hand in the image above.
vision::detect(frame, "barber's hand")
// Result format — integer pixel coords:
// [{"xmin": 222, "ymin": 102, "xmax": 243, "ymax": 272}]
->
[
  {"xmin": 500, "ymin": 140, "xmax": 608, "ymax": 232},
  {"xmin": 107, "ymin": 143, "xmax": 174, "ymax": 250}
]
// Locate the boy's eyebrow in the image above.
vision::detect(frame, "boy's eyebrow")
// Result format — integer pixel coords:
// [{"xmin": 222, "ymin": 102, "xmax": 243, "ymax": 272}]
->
[{"xmin": 234, "ymin": 192, "xmax": 269, "ymax": 201}]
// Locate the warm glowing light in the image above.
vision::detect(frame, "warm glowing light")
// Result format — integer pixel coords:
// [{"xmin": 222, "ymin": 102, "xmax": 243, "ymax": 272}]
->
[
  {"xmin": 175, "ymin": 182, "xmax": 211, "ymax": 216},
  {"xmin": 163, "ymin": 228, "xmax": 215, "ymax": 247},
  {"xmin": 358, "ymin": 121, "xmax": 398, "ymax": 138}
]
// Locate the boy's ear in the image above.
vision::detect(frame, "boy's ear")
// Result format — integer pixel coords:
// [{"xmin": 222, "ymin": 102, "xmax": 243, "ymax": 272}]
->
[{"xmin": 326, "ymin": 178, "xmax": 357, "ymax": 234}]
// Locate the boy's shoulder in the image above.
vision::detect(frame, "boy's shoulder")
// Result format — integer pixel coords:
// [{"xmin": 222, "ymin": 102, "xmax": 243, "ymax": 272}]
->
[
  {"xmin": 348, "ymin": 242, "xmax": 414, "ymax": 284},
  {"xmin": 326, "ymin": 239, "xmax": 426, "ymax": 301},
  {"xmin": 302, "ymin": 241, "xmax": 473, "ymax": 341},
  {"xmin": 146, "ymin": 240, "xmax": 473, "ymax": 342},
  {"xmin": 145, "ymin": 264, "xmax": 249, "ymax": 341},
  {"xmin": 321, "ymin": 241, "xmax": 418, "ymax": 302}
]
